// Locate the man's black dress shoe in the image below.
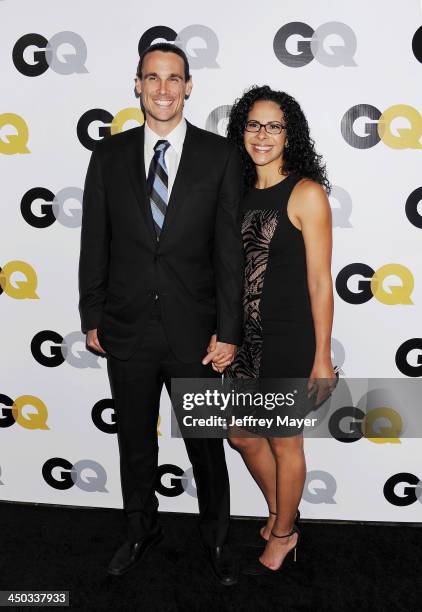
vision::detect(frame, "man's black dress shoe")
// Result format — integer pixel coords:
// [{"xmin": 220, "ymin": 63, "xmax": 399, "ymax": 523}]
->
[
  {"xmin": 107, "ymin": 526, "xmax": 163, "ymax": 576},
  {"xmin": 207, "ymin": 545, "xmax": 239, "ymax": 586}
]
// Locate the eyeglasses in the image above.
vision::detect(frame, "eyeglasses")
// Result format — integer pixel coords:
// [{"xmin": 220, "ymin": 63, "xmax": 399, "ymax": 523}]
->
[{"xmin": 244, "ymin": 120, "xmax": 286, "ymax": 135}]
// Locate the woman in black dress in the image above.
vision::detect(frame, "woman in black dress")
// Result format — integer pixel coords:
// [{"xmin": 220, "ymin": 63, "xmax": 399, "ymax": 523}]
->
[{"xmin": 211, "ymin": 85, "xmax": 336, "ymax": 574}]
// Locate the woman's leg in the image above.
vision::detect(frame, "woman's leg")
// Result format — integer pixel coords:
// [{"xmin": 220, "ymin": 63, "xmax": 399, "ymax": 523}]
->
[
  {"xmin": 229, "ymin": 433, "xmax": 277, "ymax": 538},
  {"xmin": 259, "ymin": 434, "xmax": 305, "ymax": 569}
]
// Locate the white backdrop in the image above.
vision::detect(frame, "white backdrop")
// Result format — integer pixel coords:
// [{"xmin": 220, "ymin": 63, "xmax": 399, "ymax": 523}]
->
[{"xmin": 1, "ymin": 0, "xmax": 422, "ymax": 521}]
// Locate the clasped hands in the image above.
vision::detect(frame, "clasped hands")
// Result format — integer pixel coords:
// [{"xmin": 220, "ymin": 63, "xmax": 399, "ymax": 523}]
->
[
  {"xmin": 202, "ymin": 334, "xmax": 236, "ymax": 373},
  {"xmin": 86, "ymin": 329, "xmax": 236, "ymax": 373}
]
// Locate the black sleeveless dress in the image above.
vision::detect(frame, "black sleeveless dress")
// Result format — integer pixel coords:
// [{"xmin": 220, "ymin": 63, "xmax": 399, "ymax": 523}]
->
[{"xmin": 227, "ymin": 174, "xmax": 315, "ymax": 380}]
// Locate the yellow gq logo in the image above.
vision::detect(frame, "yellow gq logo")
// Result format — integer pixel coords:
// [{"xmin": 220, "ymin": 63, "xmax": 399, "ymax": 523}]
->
[
  {"xmin": 370, "ymin": 264, "xmax": 414, "ymax": 305},
  {"xmin": 364, "ymin": 407, "xmax": 403, "ymax": 445},
  {"xmin": 0, "ymin": 261, "xmax": 39, "ymax": 299},
  {"xmin": 0, "ymin": 113, "xmax": 30, "ymax": 155},
  {"xmin": 12, "ymin": 396, "xmax": 49, "ymax": 430},
  {"xmin": 378, "ymin": 105, "xmax": 422, "ymax": 149}
]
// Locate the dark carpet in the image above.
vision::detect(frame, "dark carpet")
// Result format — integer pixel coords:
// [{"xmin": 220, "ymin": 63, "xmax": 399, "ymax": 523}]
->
[{"xmin": 0, "ymin": 502, "xmax": 420, "ymax": 611}]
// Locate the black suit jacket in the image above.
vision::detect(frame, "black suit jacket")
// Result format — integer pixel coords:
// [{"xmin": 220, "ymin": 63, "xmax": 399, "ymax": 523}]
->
[{"xmin": 78, "ymin": 121, "xmax": 244, "ymax": 362}]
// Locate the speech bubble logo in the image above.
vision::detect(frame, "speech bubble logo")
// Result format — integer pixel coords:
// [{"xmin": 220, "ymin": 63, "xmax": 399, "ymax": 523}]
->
[
  {"xmin": 12, "ymin": 395, "xmax": 49, "ymax": 430},
  {"xmin": 0, "ymin": 113, "xmax": 30, "ymax": 154},
  {"xmin": 371, "ymin": 263, "xmax": 414, "ymax": 305},
  {"xmin": 0, "ymin": 261, "xmax": 39, "ymax": 299}
]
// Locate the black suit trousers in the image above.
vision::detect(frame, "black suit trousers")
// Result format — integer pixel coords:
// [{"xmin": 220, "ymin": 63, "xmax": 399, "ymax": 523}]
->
[{"xmin": 107, "ymin": 302, "xmax": 230, "ymax": 545}]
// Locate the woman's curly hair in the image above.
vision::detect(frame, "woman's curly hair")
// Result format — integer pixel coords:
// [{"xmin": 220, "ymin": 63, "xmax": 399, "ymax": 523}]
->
[{"xmin": 227, "ymin": 85, "xmax": 330, "ymax": 194}]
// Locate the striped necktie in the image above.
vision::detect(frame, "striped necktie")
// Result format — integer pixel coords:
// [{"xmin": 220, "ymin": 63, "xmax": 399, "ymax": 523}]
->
[{"xmin": 147, "ymin": 139, "xmax": 170, "ymax": 239}]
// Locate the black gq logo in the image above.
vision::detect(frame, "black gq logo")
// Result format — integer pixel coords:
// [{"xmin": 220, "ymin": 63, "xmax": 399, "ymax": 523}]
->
[
  {"xmin": 395, "ymin": 339, "xmax": 422, "ymax": 377},
  {"xmin": 384, "ymin": 473, "xmax": 422, "ymax": 506}
]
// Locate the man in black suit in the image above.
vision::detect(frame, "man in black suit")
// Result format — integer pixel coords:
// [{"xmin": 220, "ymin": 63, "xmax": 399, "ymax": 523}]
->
[{"xmin": 78, "ymin": 43, "xmax": 243, "ymax": 584}]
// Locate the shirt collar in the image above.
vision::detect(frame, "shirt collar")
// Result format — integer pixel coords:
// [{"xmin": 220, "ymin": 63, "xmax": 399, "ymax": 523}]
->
[{"xmin": 144, "ymin": 118, "xmax": 187, "ymax": 155}]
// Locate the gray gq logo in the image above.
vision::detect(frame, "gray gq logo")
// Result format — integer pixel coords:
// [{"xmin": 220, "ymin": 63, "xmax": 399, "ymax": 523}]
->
[
  {"xmin": 206, "ymin": 105, "xmax": 232, "ymax": 136},
  {"xmin": 273, "ymin": 22, "xmax": 357, "ymax": 67},
  {"xmin": 331, "ymin": 338, "xmax": 346, "ymax": 374},
  {"xmin": 329, "ymin": 186, "xmax": 353, "ymax": 228},
  {"xmin": 303, "ymin": 470, "xmax": 337, "ymax": 504},
  {"xmin": 138, "ymin": 25, "xmax": 219, "ymax": 69}
]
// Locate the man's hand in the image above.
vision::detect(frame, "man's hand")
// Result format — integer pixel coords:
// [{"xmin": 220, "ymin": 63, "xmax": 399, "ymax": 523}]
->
[
  {"xmin": 203, "ymin": 335, "xmax": 236, "ymax": 373},
  {"xmin": 86, "ymin": 329, "xmax": 106, "ymax": 354}
]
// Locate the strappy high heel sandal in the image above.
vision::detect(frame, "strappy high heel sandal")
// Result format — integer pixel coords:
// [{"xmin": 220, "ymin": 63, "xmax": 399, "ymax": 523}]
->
[
  {"xmin": 243, "ymin": 525, "xmax": 301, "ymax": 575},
  {"xmin": 254, "ymin": 509, "xmax": 301, "ymax": 547}
]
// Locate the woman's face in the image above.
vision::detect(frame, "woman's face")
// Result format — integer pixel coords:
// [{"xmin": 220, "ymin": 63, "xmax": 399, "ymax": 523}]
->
[{"xmin": 243, "ymin": 100, "xmax": 287, "ymax": 170}]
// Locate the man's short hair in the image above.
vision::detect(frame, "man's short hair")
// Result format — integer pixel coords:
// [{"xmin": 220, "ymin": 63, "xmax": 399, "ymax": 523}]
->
[{"xmin": 136, "ymin": 43, "xmax": 191, "ymax": 81}]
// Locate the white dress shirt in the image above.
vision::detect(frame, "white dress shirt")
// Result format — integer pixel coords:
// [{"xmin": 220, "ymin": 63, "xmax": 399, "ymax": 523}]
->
[{"xmin": 144, "ymin": 118, "xmax": 187, "ymax": 196}]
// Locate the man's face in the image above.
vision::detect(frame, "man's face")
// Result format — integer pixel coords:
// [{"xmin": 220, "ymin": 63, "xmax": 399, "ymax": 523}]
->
[{"xmin": 135, "ymin": 51, "xmax": 192, "ymax": 129}]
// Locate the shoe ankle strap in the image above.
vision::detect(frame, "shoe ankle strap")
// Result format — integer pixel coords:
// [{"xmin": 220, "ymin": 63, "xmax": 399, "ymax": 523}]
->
[{"xmin": 271, "ymin": 525, "xmax": 299, "ymax": 539}]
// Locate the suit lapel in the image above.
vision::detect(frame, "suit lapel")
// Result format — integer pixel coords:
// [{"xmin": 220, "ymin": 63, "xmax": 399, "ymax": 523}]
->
[
  {"xmin": 124, "ymin": 126, "xmax": 156, "ymax": 244},
  {"xmin": 159, "ymin": 122, "xmax": 197, "ymax": 241}
]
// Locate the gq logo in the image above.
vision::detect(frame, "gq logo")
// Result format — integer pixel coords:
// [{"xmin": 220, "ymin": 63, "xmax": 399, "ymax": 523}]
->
[
  {"xmin": 331, "ymin": 338, "xmax": 346, "ymax": 375},
  {"xmin": 329, "ymin": 405, "xmax": 403, "ymax": 444},
  {"xmin": 0, "ymin": 394, "xmax": 49, "ymax": 429},
  {"xmin": 405, "ymin": 187, "xmax": 422, "ymax": 229},
  {"xmin": 383, "ymin": 473, "xmax": 422, "ymax": 506},
  {"xmin": 341, "ymin": 104, "xmax": 422, "ymax": 149},
  {"xmin": 21, "ymin": 187, "xmax": 83, "ymax": 228},
  {"xmin": 156, "ymin": 464, "xmax": 197, "ymax": 498},
  {"xmin": 395, "ymin": 339, "xmax": 422, "ymax": 377},
  {"xmin": 31, "ymin": 330, "xmax": 102, "ymax": 369},
  {"xmin": 273, "ymin": 22, "xmax": 357, "ymax": 67},
  {"xmin": 12, "ymin": 32, "xmax": 88, "ymax": 76},
  {"xmin": 42, "ymin": 458, "xmax": 108, "ymax": 492},
  {"xmin": 92, "ymin": 399, "xmax": 162, "ymax": 435},
  {"xmin": 335, "ymin": 263, "xmax": 414, "ymax": 305},
  {"xmin": 77, "ymin": 108, "xmax": 144, "ymax": 151},
  {"xmin": 0, "ymin": 261, "xmax": 39, "ymax": 299},
  {"xmin": 0, "ymin": 113, "xmax": 30, "ymax": 155},
  {"xmin": 303, "ymin": 470, "xmax": 337, "ymax": 504},
  {"xmin": 329, "ymin": 186, "xmax": 353, "ymax": 228},
  {"xmin": 139, "ymin": 25, "xmax": 219, "ymax": 69},
  {"xmin": 206, "ymin": 105, "xmax": 232, "ymax": 136}
]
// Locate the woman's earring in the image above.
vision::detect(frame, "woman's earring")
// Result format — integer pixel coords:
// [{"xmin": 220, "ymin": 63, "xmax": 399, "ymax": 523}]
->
[{"xmin": 285, "ymin": 140, "xmax": 289, "ymax": 148}]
